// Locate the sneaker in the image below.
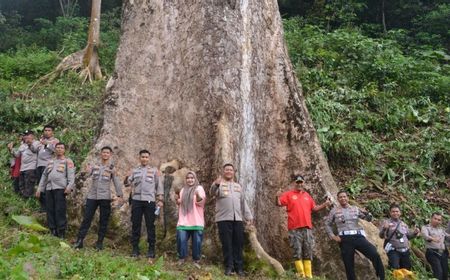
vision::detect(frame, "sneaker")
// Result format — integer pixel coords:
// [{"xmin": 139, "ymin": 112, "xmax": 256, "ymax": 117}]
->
[
  {"xmin": 177, "ymin": 259, "xmax": 186, "ymax": 265},
  {"xmin": 193, "ymin": 260, "xmax": 201, "ymax": 269},
  {"xmin": 237, "ymin": 270, "xmax": 246, "ymax": 277}
]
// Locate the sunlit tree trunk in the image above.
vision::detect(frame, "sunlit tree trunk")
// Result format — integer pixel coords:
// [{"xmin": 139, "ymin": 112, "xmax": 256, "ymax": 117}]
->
[
  {"xmin": 81, "ymin": 0, "xmax": 102, "ymax": 81},
  {"xmin": 42, "ymin": 0, "xmax": 102, "ymax": 84}
]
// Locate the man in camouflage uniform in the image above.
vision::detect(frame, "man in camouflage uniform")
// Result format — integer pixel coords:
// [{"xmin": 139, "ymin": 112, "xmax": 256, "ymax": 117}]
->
[
  {"xmin": 36, "ymin": 125, "xmax": 59, "ymax": 212},
  {"xmin": 276, "ymin": 175, "xmax": 331, "ymax": 278},
  {"xmin": 325, "ymin": 190, "xmax": 384, "ymax": 280},
  {"xmin": 74, "ymin": 146, "xmax": 123, "ymax": 250},
  {"xmin": 126, "ymin": 149, "xmax": 163, "ymax": 263},
  {"xmin": 8, "ymin": 130, "xmax": 40, "ymax": 198},
  {"xmin": 211, "ymin": 163, "xmax": 253, "ymax": 276},
  {"xmin": 36, "ymin": 142, "xmax": 75, "ymax": 238}
]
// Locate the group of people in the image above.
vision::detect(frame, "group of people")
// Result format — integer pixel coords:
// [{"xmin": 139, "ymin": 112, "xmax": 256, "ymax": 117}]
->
[
  {"xmin": 7, "ymin": 127, "xmax": 449, "ymax": 279},
  {"xmin": 7, "ymin": 129, "xmax": 252, "ymax": 275},
  {"xmin": 276, "ymin": 176, "xmax": 449, "ymax": 280}
]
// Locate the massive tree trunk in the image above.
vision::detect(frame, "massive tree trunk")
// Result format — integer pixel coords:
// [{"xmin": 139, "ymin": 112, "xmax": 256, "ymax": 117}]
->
[{"xmin": 81, "ymin": 0, "xmax": 386, "ymax": 278}]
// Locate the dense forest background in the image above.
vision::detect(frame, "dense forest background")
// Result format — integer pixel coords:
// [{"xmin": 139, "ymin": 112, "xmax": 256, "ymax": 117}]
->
[{"xmin": 0, "ymin": 0, "xmax": 448, "ymax": 279}]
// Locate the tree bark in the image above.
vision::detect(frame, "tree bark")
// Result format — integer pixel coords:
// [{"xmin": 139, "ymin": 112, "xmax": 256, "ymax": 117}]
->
[
  {"xmin": 40, "ymin": 0, "xmax": 102, "ymax": 85},
  {"xmin": 79, "ymin": 0, "xmax": 386, "ymax": 278},
  {"xmin": 81, "ymin": 0, "xmax": 102, "ymax": 82}
]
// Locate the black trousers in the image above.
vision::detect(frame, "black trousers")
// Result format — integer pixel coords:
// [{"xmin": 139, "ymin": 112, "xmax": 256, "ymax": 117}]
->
[
  {"xmin": 217, "ymin": 220, "xmax": 245, "ymax": 271},
  {"xmin": 426, "ymin": 249, "xmax": 448, "ymax": 280},
  {"xmin": 12, "ymin": 177, "xmax": 20, "ymax": 193},
  {"xmin": 77, "ymin": 199, "xmax": 111, "ymax": 241},
  {"xmin": 45, "ymin": 189, "xmax": 67, "ymax": 233},
  {"xmin": 19, "ymin": 169, "xmax": 36, "ymax": 198},
  {"xmin": 36, "ymin": 166, "xmax": 46, "ymax": 210},
  {"xmin": 387, "ymin": 250, "xmax": 412, "ymax": 269},
  {"xmin": 131, "ymin": 200, "xmax": 156, "ymax": 255},
  {"xmin": 339, "ymin": 235, "xmax": 385, "ymax": 280}
]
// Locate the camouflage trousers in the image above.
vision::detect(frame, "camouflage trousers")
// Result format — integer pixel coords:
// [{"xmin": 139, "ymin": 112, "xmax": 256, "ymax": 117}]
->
[{"xmin": 288, "ymin": 227, "xmax": 315, "ymax": 260}]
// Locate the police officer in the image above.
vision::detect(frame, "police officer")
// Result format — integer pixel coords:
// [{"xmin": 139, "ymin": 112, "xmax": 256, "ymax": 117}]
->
[
  {"xmin": 211, "ymin": 163, "xmax": 253, "ymax": 276},
  {"xmin": 36, "ymin": 125, "xmax": 59, "ymax": 212},
  {"xmin": 126, "ymin": 150, "xmax": 163, "ymax": 263},
  {"xmin": 379, "ymin": 203, "xmax": 419, "ymax": 271},
  {"xmin": 36, "ymin": 142, "xmax": 75, "ymax": 238},
  {"xmin": 276, "ymin": 175, "xmax": 331, "ymax": 278},
  {"xmin": 74, "ymin": 146, "xmax": 123, "ymax": 250},
  {"xmin": 421, "ymin": 212, "xmax": 449, "ymax": 280},
  {"xmin": 325, "ymin": 190, "xmax": 385, "ymax": 280},
  {"xmin": 8, "ymin": 130, "xmax": 40, "ymax": 198}
]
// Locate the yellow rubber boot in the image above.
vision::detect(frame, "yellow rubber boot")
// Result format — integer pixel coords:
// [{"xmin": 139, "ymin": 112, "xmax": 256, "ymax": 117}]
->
[
  {"xmin": 294, "ymin": 260, "xmax": 305, "ymax": 277},
  {"xmin": 303, "ymin": 259, "xmax": 313, "ymax": 278},
  {"xmin": 393, "ymin": 269, "xmax": 404, "ymax": 279},
  {"xmin": 399, "ymin": 268, "xmax": 415, "ymax": 279}
]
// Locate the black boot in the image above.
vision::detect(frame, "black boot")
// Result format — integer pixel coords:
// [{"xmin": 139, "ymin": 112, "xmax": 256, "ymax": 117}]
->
[
  {"xmin": 95, "ymin": 240, "xmax": 104, "ymax": 251},
  {"xmin": 50, "ymin": 229, "xmax": 58, "ymax": 237},
  {"xmin": 131, "ymin": 246, "xmax": 140, "ymax": 257},
  {"xmin": 146, "ymin": 248, "xmax": 155, "ymax": 258},
  {"xmin": 224, "ymin": 267, "xmax": 233, "ymax": 276},
  {"xmin": 57, "ymin": 229, "xmax": 65, "ymax": 239},
  {"xmin": 74, "ymin": 238, "xmax": 84, "ymax": 249}
]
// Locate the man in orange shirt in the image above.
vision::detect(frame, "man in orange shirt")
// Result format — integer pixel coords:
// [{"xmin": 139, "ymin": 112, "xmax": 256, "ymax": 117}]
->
[{"xmin": 276, "ymin": 175, "xmax": 331, "ymax": 278}]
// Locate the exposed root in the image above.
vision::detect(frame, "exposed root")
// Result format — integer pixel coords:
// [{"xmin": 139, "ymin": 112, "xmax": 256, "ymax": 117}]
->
[
  {"xmin": 30, "ymin": 47, "xmax": 102, "ymax": 91},
  {"xmin": 246, "ymin": 225, "xmax": 285, "ymax": 276}
]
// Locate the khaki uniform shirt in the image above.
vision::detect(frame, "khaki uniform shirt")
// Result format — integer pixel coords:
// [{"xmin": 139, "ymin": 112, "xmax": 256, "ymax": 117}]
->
[
  {"xmin": 38, "ymin": 158, "xmax": 75, "ymax": 191},
  {"xmin": 37, "ymin": 137, "xmax": 59, "ymax": 167},
  {"xmin": 325, "ymin": 205, "xmax": 372, "ymax": 237},
  {"xmin": 87, "ymin": 161, "xmax": 123, "ymax": 200},
  {"xmin": 12, "ymin": 141, "xmax": 40, "ymax": 171},
  {"xmin": 379, "ymin": 219, "xmax": 417, "ymax": 249},
  {"xmin": 421, "ymin": 224, "xmax": 449, "ymax": 250},
  {"xmin": 127, "ymin": 165, "xmax": 163, "ymax": 202},
  {"xmin": 211, "ymin": 181, "xmax": 253, "ymax": 222}
]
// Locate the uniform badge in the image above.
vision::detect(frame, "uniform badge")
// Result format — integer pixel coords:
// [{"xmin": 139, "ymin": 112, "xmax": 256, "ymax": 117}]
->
[
  {"xmin": 57, "ymin": 164, "xmax": 65, "ymax": 173},
  {"xmin": 292, "ymin": 195, "xmax": 298, "ymax": 200}
]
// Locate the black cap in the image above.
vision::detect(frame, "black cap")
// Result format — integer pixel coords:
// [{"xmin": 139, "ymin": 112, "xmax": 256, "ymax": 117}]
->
[
  {"xmin": 22, "ymin": 130, "xmax": 34, "ymax": 136},
  {"xmin": 294, "ymin": 175, "xmax": 305, "ymax": 183}
]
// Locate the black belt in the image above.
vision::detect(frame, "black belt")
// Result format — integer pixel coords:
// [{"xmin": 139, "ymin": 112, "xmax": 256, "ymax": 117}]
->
[{"xmin": 427, "ymin": 248, "xmax": 446, "ymax": 254}]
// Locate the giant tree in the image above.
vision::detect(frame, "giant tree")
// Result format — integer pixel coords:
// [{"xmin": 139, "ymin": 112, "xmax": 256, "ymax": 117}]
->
[{"xmin": 80, "ymin": 0, "xmax": 385, "ymax": 277}]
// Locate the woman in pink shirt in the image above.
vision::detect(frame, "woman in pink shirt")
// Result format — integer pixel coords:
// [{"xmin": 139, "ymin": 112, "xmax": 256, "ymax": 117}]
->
[{"xmin": 176, "ymin": 171, "xmax": 206, "ymax": 264}]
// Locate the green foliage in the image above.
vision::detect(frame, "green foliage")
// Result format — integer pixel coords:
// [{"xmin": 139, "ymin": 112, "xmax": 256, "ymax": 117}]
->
[
  {"xmin": 413, "ymin": 4, "xmax": 450, "ymax": 48},
  {"xmin": 11, "ymin": 215, "xmax": 47, "ymax": 231},
  {"xmin": 0, "ymin": 47, "xmax": 58, "ymax": 81},
  {"xmin": 0, "ymin": 229, "xmax": 174, "ymax": 279}
]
